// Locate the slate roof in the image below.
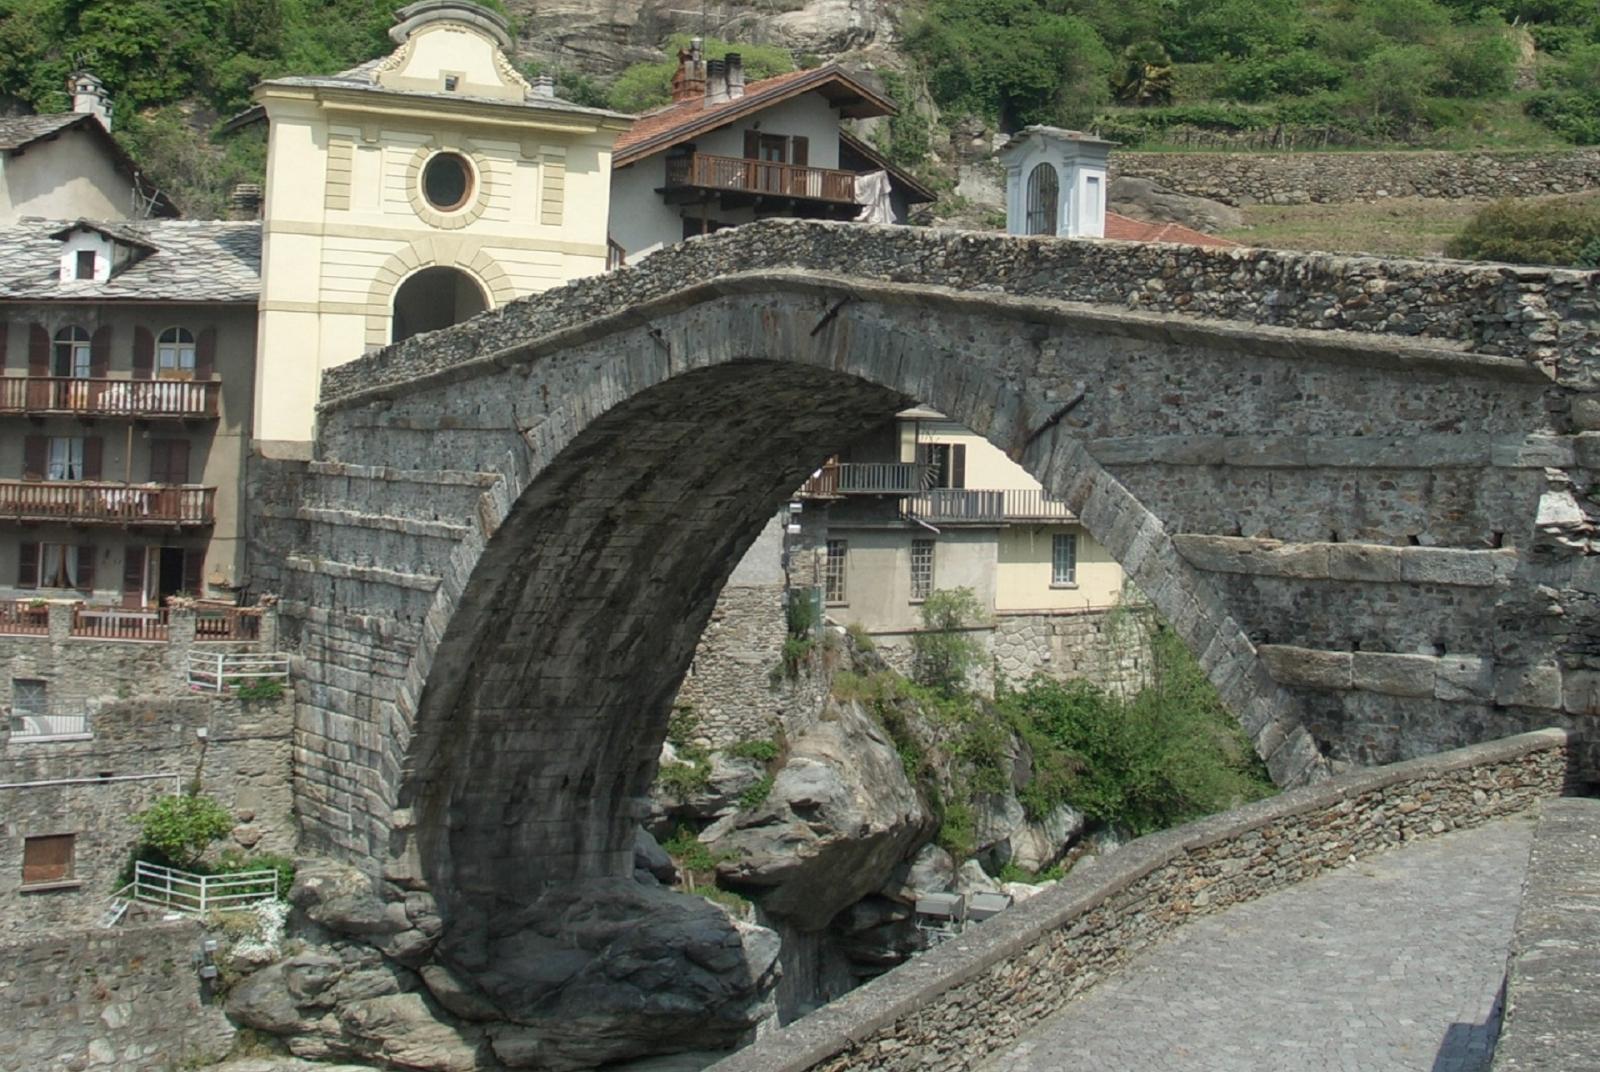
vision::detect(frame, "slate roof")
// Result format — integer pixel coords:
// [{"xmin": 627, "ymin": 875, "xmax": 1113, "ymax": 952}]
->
[
  {"xmin": 0, "ymin": 113, "xmax": 85, "ymax": 151},
  {"xmin": 613, "ymin": 66, "xmax": 894, "ymax": 168},
  {"xmin": 1104, "ymin": 211, "xmax": 1241, "ymax": 248},
  {"xmin": 0, "ymin": 219, "xmax": 261, "ymax": 302}
]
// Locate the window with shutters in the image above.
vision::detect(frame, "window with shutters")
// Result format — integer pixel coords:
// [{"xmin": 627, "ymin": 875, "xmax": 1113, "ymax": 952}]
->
[
  {"xmin": 38, "ymin": 544, "xmax": 94, "ymax": 590},
  {"xmin": 148, "ymin": 439, "xmax": 190, "ymax": 485},
  {"xmin": 824, "ymin": 539, "xmax": 848, "ymax": 604},
  {"xmin": 21, "ymin": 834, "xmax": 75, "ymax": 886},
  {"xmin": 156, "ymin": 327, "xmax": 195, "ymax": 379},
  {"xmin": 921, "ymin": 443, "xmax": 966, "ymax": 489},
  {"xmin": 1051, "ymin": 533, "xmax": 1078, "ymax": 587},
  {"xmin": 52, "ymin": 326, "xmax": 91, "ymax": 377},
  {"xmin": 47, "ymin": 437, "xmax": 85, "ymax": 480},
  {"xmin": 910, "ymin": 538, "xmax": 935, "ymax": 601}
]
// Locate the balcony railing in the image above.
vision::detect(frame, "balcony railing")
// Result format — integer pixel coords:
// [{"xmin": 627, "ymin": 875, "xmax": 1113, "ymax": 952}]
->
[
  {"xmin": 665, "ymin": 153, "xmax": 861, "ymax": 204},
  {"xmin": 0, "ymin": 377, "xmax": 219, "ymax": 419},
  {"xmin": 801, "ymin": 462, "xmax": 925, "ymax": 498},
  {"xmin": 72, "ymin": 606, "xmax": 168, "ymax": 640},
  {"xmin": 904, "ymin": 488, "xmax": 1078, "ymax": 524},
  {"xmin": 0, "ymin": 481, "xmax": 215, "ymax": 525},
  {"xmin": 8, "ymin": 711, "xmax": 91, "ymax": 740},
  {"xmin": 0, "ymin": 600, "xmax": 49, "ymax": 634}
]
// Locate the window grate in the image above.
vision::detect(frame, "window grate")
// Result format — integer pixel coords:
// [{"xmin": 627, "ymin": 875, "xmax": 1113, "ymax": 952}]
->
[
  {"xmin": 824, "ymin": 539, "xmax": 848, "ymax": 603},
  {"xmin": 910, "ymin": 538, "xmax": 934, "ymax": 601}
]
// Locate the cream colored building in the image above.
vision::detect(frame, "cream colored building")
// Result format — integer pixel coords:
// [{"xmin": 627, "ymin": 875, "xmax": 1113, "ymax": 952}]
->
[{"xmin": 250, "ymin": 0, "xmax": 631, "ymax": 455}]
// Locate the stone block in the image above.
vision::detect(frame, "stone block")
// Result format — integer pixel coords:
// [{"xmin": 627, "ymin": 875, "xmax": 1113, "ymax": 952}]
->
[
  {"xmin": 1435, "ymin": 656, "xmax": 1495, "ymax": 702},
  {"xmin": 1399, "ymin": 548, "xmax": 1513, "ymax": 588},
  {"xmin": 1561, "ymin": 670, "xmax": 1600, "ymax": 716},
  {"xmin": 1257, "ymin": 645, "xmax": 1352, "ymax": 689},
  {"xmin": 1171, "ymin": 534, "xmax": 1330, "ymax": 578},
  {"xmin": 1328, "ymin": 544, "xmax": 1403, "ymax": 583},
  {"xmin": 1352, "ymin": 652, "xmax": 1438, "ymax": 697},
  {"xmin": 1494, "ymin": 664, "xmax": 1564, "ymax": 710}
]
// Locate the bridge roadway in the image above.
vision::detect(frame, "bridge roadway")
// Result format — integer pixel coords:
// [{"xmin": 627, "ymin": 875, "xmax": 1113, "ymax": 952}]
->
[{"xmin": 982, "ymin": 817, "xmax": 1535, "ymax": 1072}]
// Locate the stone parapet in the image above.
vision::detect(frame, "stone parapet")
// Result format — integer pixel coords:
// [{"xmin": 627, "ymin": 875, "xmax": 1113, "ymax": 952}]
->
[
  {"xmin": 1492, "ymin": 795, "xmax": 1600, "ymax": 1072},
  {"xmin": 704, "ymin": 729, "xmax": 1575, "ymax": 1072},
  {"xmin": 1110, "ymin": 148, "xmax": 1600, "ymax": 206}
]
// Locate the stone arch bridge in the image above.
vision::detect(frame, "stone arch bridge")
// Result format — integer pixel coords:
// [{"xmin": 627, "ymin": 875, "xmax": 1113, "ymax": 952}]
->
[{"xmin": 258, "ymin": 219, "xmax": 1599, "ymax": 919}]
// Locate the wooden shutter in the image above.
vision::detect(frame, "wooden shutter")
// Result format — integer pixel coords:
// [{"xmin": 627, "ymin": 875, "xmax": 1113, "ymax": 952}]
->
[
  {"xmin": 743, "ymin": 129, "xmax": 759, "ymax": 159},
  {"xmin": 89, "ymin": 325, "xmax": 111, "ymax": 378},
  {"xmin": 951, "ymin": 444, "xmax": 967, "ymax": 489},
  {"xmin": 22, "ymin": 435, "xmax": 46, "ymax": 480},
  {"xmin": 122, "ymin": 545, "xmax": 146, "ymax": 609},
  {"xmin": 132, "ymin": 327, "xmax": 154, "ymax": 380},
  {"xmin": 82, "ymin": 437, "xmax": 103, "ymax": 481},
  {"xmin": 28, "ymin": 324, "xmax": 49, "ymax": 376},
  {"xmin": 22, "ymin": 835, "xmax": 73, "ymax": 885},
  {"xmin": 195, "ymin": 327, "xmax": 216, "ymax": 380},
  {"xmin": 182, "ymin": 548, "xmax": 205, "ymax": 596},
  {"xmin": 150, "ymin": 439, "xmax": 189, "ymax": 484},
  {"xmin": 0, "ymin": 320, "xmax": 8, "ymax": 370},
  {"xmin": 17, "ymin": 541, "xmax": 38, "ymax": 588},
  {"xmin": 76, "ymin": 544, "xmax": 95, "ymax": 591},
  {"xmin": 790, "ymin": 136, "xmax": 808, "ymax": 167}
]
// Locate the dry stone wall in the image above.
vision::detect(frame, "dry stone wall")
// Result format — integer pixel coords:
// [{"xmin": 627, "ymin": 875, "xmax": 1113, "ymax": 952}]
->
[
  {"xmin": 1111, "ymin": 148, "xmax": 1600, "ymax": 206},
  {"xmin": 0, "ymin": 919, "xmax": 235, "ymax": 1072},
  {"xmin": 992, "ymin": 607, "xmax": 1154, "ymax": 697},
  {"xmin": 705, "ymin": 729, "xmax": 1576, "ymax": 1072}
]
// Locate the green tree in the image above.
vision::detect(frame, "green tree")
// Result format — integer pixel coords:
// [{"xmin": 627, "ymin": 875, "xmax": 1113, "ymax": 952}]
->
[
  {"xmin": 135, "ymin": 793, "xmax": 234, "ymax": 870},
  {"xmin": 1113, "ymin": 41, "xmax": 1176, "ymax": 105},
  {"xmin": 607, "ymin": 35, "xmax": 796, "ymax": 114},
  {"xmin": 911, "ymin": 587, "xmax": 985, "ymax": 696}
]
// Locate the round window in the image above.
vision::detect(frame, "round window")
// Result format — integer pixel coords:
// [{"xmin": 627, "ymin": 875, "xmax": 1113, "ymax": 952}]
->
[{"xmin": 422, "ymin": 152, "xmax": 474, "ymax": 212}]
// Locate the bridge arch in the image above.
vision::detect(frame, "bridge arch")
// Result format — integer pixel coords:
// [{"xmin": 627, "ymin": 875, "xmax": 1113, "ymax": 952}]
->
[{"xmin": 279, "ymin": 221, "xmax": 1591, "ymax": 924}]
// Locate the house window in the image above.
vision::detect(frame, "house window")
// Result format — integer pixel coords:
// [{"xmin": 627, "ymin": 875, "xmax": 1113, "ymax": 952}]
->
[
  {"xmin": 74, "ymin": 250, "xmax": 97, "ymax": 280},
  {"xmin": 52, "ymin": 326, "xmax": 92, "ymax": 377},
  {"xmin": 1025, "ymin": 163, "xmax": 1059, "ymax": 236},
  {"xmin": 47, "ymin": 436, "xmax": 85, "ymax": 481},
  {"xmin": 1052, "ymin": 533, "xmax": 1078, "ymax": 587},
  {"xmin": 37, "ymin": 544, "xmax": 93, "ymax": 590},
  {"xmin": 21, "ymin": 834, "xmax": 75, "ymax": 886},
  {"xmin": 421, "ymin": 152, "xmax": 474, "ymax": 212},
  {"xmin": 910, "ymin": 538, "xmax": 935, "ymax": 601},
  {"xmin": 443, "ymin": 75, "xmax": 459, "ymax": 91},
  {"xmin": 824, "ymin": 539, "xmax": 848, "ymax": 603},
  {"xmin": 148, "ymin": 439, "xmax": 190, "ymax": 485},
  {"xmin": 13, "ymin": 679, "xmax": 47, "ymax": 717},
  {"xmin": 921, "ymin": 443, "xmax": 966, "ymax": 489},
  {"xmin": 156, "ymin": 327, "xmax": 195, "ymax": 378}
]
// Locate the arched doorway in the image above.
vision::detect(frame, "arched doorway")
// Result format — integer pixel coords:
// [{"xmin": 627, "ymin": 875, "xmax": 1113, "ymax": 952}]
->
[
  {"xmin": 1025, "ymin": 162, "xmax": 1060, "ymax": 236},
  {"xmin": 391, "ymin": 265, "xmax": 489, "ymax": 344}
]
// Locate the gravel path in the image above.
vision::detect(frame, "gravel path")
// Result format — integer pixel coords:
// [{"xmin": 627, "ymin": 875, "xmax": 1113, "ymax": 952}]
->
[{"xmin": 983, "ymin": 816, "xmax": 1536, "ymax": 1072}]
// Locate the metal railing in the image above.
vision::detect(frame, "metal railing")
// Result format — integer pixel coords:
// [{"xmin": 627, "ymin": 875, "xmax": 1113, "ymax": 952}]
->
[
  {"xmin": 0, "ymin": 377, "xmax": 219, "ymax": 418},
  {"xmin": 0, "ymin": 482, "xmax": 215, "ymax": 525},
  {"xmin": 0, "ymin": 600, "xmax": 50, "ymax": 635},
  {"xmin": 8, "ymin": 711, "xmax": 91, "ymax": 739},
  {"xmin": 606, "ymin": 237, "xmax": 626, "ymax": 270},
  {"xmin": 904, "ymin": 488, "xmax": 1077, "ymax": 523},
  {"xmin": 801, "ymin": 462, "xmax": 925, "ymax": 498},
  {"xmin": 72, "ymin": 606, "xmax": 169, "ymax": 640},
  {"xmin": 187, "ymin": 650, "xmax": 289, "ymax": 693},
  {"xmin": 1001, "ymin": 488, "xmax": 1077, "ymax": 520},
  {"xmin": 665, "ymin": 152, "xmax": 861, "ymax": 204},
  {"xmin": 130, "ymin": 860, "xmax": 278, "ymax": 915}
]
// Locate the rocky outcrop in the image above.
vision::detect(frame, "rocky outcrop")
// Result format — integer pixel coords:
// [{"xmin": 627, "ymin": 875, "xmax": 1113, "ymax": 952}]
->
[
  {"xmin": 1108, "ymin": 176, "xmax": 1243, "ymax": 234},
  {"xmin": 708, "ymin": 696, "xmax": 937, "ymax": 930}
]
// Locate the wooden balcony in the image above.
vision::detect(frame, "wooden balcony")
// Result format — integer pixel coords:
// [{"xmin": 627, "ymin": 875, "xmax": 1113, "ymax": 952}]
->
[
  {"xmin": 664, "ymin": 153, "xmax": 862, "ymax": 208},
  {"xmin": 904, "ymin": 488, "xmax": 1077, "ymax": 524},
  {"xmin": 801, "ymin": 462, "xmax": 925, "ymax": 499},
  {"xmin": 0, "ymin": 377, "xmax": 219, "ymax": 419},
  {"xmin": 0, "ymin": 481, "xmax": 215, "ymax": 526}
]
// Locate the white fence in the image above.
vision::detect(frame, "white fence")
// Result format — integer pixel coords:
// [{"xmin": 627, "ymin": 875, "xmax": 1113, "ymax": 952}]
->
[
  {"xmin": 8, "ymin": 711, "xmax": 91, "ymax": 740},
  {"xmin": 187, "ymin": 650, "xmax": 289, "ymax": 693},
  {"xmin": 128, "ymin": 860, "xmax": 278, "ymax": 915}
]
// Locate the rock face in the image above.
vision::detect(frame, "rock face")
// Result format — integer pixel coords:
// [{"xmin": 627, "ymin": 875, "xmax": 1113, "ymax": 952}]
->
[
  {"xmin": 709, "ymin": 696, "xmax": 937, "ymax": 930},
  {"xmin": 1108, "ymin": 176, "xmax": 1244, "ymax": 234}
]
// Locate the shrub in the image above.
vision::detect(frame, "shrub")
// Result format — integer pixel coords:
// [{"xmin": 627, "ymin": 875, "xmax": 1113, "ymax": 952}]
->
[
  {"xmin": 727, "ymin": 738, "xmax": 780, "ymax": 763},
  {"xmin": 607, "ymin": 34, "xmax": 795, "ymax": 113},
  {"xmin": 135, "ymin": 793, "xmax": 234, "ymax": 870},
  {"xmin": 738, "ymin": 774, "xmax": 775, "ymax": 811},
  {"xmin": 1446, "ymin": 196, "xmax": 1600, "ymax": 265},
  {"xmin": 911, "ymin": 587, "xmax": 985, "ymax": 696},
  {"xmin": 235, "ymin": 678, "xmax": 284, "ymax": 702}
]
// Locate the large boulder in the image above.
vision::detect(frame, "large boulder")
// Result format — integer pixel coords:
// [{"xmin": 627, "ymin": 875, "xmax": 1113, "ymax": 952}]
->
[
  {"xmin": 436, "ymin": 879, "xmax": 780, "ymax": 1070},
  {"xmin": 649, "ymin": 746, "xmax": 766, "ymax": 826},
  {"xmin": 1109, "ymin": 176, "xmax": 1243, "ymax": 234},
  {"xmin": 708, "ymin": 697, "xmax": 937, "ymax": 930},
  {"xmin": 1009, "ymin": 802, "xmax": 1086, "ymax": 873},
  {"xmin": 880, "ymin": 843, "xmax": 957, "ymax": 904}
]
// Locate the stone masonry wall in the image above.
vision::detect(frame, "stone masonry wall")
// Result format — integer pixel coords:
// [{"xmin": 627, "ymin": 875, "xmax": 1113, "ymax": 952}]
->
[
  {"xmin": 992, "ymin": 607, "xmax": 1155, "ymax": 698},
  {"xmin": 0, "ymin": 919, "xmax": 235, "ymax": 1072},
  {"xmin": 674, "ymin": 584, "xmax": 791, "ymax": 747},
  {"xmin": 1111, "ymin": 148, "xmax": 1600, "ymax": 206},
  {"xmin": 0, "ymin": 694, "xmax": 295, "ymax": 936},
  {"xmin": 706, "ymin": 729, "xmax": 1575, "ymax": 1072}
]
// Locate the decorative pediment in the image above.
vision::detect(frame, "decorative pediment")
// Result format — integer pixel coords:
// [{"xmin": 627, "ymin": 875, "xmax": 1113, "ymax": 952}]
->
[{"xmin": 374, "ymin": 1, "xmax": 530, "ymax": 103}]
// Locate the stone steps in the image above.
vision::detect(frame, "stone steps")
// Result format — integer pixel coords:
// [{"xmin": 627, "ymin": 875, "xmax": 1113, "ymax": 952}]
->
[
  {"xmin": 265, "ymin": 504, "xmax": 472, "ymax": 579},
  {"xmin": 283, "ymin": 553, "xmax": 441, "ymax": 624},
  {"xmin": 299, "ymin": 460, "xmax": 500, "ymax": 524}
]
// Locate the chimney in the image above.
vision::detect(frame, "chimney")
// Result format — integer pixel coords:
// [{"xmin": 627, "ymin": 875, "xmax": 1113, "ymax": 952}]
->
[
  {"xmin": 725, "ymin": 53, "xmax": 745, "ymax": 98},
  {"xmin": 68, "ymin": 70, "xmax": 112, "ymax": 131},
  {"xmin": 705, "ymin": 58, "xmax": 728, "ymax": 104},
  {"xmin": 671, "ymin": 37, "xmax": 707, "ymax": 102},
  {"xmin": 532, "ymin": 74, "xmax": 557, "ymax": 99},
  {"xmin": 229, "ymin": 183, "xmax": 263, "ymax": 220}
]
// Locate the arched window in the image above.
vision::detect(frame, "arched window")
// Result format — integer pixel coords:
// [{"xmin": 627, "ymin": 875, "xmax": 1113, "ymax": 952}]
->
[
  {"xmin": 52, "ymin": 326, "xmax": 91, "ymax": 378},
  {"xmin": 1025, "ymin": 163, "xmax": 1059, "ymax": 236},
  {"xmin": 156, "ymin": 327, "xmax": 196, "ymax": 379},
  {"xmin": 391, "ymin": 266, "xmax": 489, "ymax": 344}
]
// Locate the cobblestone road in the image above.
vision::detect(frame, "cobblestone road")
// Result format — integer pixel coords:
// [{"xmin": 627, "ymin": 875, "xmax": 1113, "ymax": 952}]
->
[{"xmin": 983, "ymin": 817, "xmax": 1536, "ymax": 1072}]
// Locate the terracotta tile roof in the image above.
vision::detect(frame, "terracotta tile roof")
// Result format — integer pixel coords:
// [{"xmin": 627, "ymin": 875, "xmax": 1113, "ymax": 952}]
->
[
  {"xmin": 614, "ymin": 66, "xmax": 891, "ymax": 167},
  {"xmin": 1104, "ymin": 211, "xmax": 1240, "ymax": 248}
]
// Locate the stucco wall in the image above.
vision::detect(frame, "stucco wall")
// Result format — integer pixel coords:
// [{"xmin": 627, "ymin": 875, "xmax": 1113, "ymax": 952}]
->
[{"xmin": 0, "ymin": 125, "xmax": 135, "ymax": 224}]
